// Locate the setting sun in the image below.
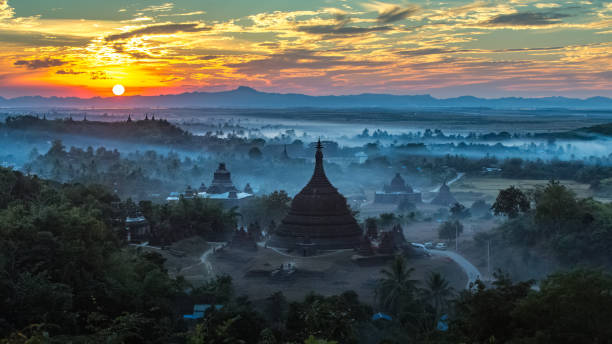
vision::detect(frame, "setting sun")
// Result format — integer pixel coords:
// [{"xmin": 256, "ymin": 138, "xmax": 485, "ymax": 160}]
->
[{"xmin": 112, "ymin": 84, "xmax": 125, "ymax": 96}]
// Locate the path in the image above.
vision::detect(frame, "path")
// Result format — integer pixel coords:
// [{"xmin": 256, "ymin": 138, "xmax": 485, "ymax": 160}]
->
[
  {"xmin": 199, "ymin": 242, "xmax": 224, "ymax": 276},
  {"xmin": 259, "ymin": 242, "xmax": 352, "ymax": 259},
  {"xmin": 430, "ymin": 249, "xmax": 481, "ymax": 289},
  {"xmin": 430, "ymin": 172, "xmax": 465, "ymax": 193}
]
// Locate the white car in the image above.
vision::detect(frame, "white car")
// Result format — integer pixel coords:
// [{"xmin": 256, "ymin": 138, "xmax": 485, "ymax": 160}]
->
[
  {"xmin": 410, "ymin": 243, "xmax": 431, "ymax": 256},
  {"xmin": 424, "ymin": 242, "xmax": 434, "ymax": 249},
  {"xmin": 435, "ymin": 242, "xmax": 447, "ymax": 250}
]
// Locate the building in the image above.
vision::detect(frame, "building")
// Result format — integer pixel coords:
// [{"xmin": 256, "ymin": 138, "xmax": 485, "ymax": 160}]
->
[
  {"xmin": 206, "ymin": 163, "xmax": 239, "ymax": 194},
  {"xmin": 198, "ymin": 183, "xmax": 207, "ymax": 193},
  {"xmin": 431, "ymin": 180, "xmax": 457, "ymax": 206},
  {"xmin": 228, "ymin": 226, "xmax": 258, "ymax": 251},
  {"xmin": 280, "ymin": 145, "xmax": 290, "ymax": 160},
  {"xmin": 268, "ymin": 139, "xmax": 362, "ymax": 250},
  {"xmin": 166, "ymin": 163, "xmax": 253, "ymax": 206},
  {"xmin": 183, "ymin": 185, "xmax": 196, "ymax": 199},
  {"xmin": 374, "ymin": 173, "xmax": 422, "ymax": 204},
  {"xmin": 125, "ymin": 214, "xmax": 150, "ymax": 243}
]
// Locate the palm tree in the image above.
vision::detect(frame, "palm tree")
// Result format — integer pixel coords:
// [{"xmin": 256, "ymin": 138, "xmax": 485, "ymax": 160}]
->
[
  {"xmin": 422, "ymin": 272, "xmax": 454, "ymax": 325},
  {"xmin": 375, "ymin": 255, "xmax": 419, "ymax": 316}
]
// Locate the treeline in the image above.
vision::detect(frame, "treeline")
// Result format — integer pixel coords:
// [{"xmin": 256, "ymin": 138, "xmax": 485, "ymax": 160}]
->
[
  {"xmin": 25, "ymin": 139, "xmax": 203, "ymax": 199},
  {"xmin": 477, "ymin": 181, "xmax": 612, "ymax": 280},
  {"xmin": 0, "ymin": 167, "xmax": 185, "ymax": 341},
  {"xmin": 399, "ymin": 153, "xmax": 612, "ymax": 188},
  {"xmin": 3, "ymin": 115, "xmax": 195, "ymax": 146},
  {"xmin": 498, "ymin": 158, "xmax": 612, "ymax": 187},
  {"xmin": 0, "ymin": 167, "xmax": 239, "ymax": 342},
  {"xmin": 135, "ymin": 198, "xmax": 239, "ymax": 244}
]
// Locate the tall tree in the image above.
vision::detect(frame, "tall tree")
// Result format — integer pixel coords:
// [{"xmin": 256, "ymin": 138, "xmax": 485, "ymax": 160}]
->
[
  {"xmin": 375, "ymin": 255, "xmax": 418, "ymax": 316},
  {"xmin": 422, "ymin": 272, "xmax": 454, "ymax": 326},
  {"xmin": 491, "ymin": 186, "xmax": 530, "ymax": 218}
]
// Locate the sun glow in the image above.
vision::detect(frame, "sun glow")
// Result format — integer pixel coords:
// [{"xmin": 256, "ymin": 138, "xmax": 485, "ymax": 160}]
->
[{"xmin": 112, "ymin": 84, "xmax": 125, "ymax": 96}]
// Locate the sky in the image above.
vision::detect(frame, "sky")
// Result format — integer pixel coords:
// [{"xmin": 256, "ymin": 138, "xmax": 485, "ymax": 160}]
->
[{"xmin": 0, "ymin": 0, "xmax": 611, "ymax": 98}]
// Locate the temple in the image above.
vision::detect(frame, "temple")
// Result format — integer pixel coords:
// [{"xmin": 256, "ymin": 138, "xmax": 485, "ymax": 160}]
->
[
  {"xmin": 268, "ymin": 140, "xmax": 363, "ymax": 250},
  {"xmin": 125, "ymin": 213, "xmax": 150, "ymax": 243},
  {"xmin": 374, "ymin": 173, "xmax": 422, "ymax": 204},
  {"xmin": 280, "ymin": 145, "xmax": 290, "ymax": 160},
  {"xmin": 431, "ymin": 180, "xmax": 457, "ymax": 206},
  {"xmin": 165, "ymin": 163, "xmax": 253, "ymax": 206},
  {"xmin": 206, "ymin": 163, "xmax": 238, "ymax": 194}
]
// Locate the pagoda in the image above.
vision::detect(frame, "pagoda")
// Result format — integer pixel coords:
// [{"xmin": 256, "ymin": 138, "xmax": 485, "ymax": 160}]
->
[
  {"xmin": 374, "ymin": 172, "xmax": 422, "ymax": 204},
  {"xmin": 280, "ymin": 145, "xmax": 290, "ymax": 160},
  {"xmin": 268, "ymin": 140, "xmax": 362, "ymax": 250},
  {"xmin": 431, "ymin": 180, "xmax": 457, "ymax": 206},
  {"xmin": 206, "ymin": 163, "xmax": 238, "ymax": 194}
]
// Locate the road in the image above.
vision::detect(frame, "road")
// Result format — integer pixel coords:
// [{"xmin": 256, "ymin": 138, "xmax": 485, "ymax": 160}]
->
[
  {"xmin": 430, "ymin": 249, "xmax": 481, "ymax": 289},
  {"xmin": 429, "ymin": 172, "xmax": 465, "ymax": 193},
  {"xmin": 199, "ymin": 242, "xmax": 224, "ymax": 276}
]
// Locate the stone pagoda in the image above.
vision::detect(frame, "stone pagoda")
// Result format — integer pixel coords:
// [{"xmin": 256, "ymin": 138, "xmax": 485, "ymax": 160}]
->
[{"xmin": 268, "ymin": 140, "xmax": 362, "ymax": 250}]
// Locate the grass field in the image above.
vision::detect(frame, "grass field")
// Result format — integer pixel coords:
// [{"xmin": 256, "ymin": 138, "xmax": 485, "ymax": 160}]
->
[{"xmin": 451, "ymin": 177, "xmax": 603, "ymax": 205}]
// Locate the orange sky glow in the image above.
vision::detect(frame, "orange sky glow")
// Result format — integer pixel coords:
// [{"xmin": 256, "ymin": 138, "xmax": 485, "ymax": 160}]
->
[{"xmin": 1, "ymin": 0, "xmax": 611, "ymax": 98}]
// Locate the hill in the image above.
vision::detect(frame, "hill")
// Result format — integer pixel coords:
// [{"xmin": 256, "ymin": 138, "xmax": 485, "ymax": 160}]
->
[{"xmin": 1, "ymin": 86, "xmax": 611, "ymax": 109}]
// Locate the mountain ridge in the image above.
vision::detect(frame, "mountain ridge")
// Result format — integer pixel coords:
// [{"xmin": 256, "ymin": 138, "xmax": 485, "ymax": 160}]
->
[{"xmin": 1, "ymin": 86, "xmax": 611, "ymax": 109}]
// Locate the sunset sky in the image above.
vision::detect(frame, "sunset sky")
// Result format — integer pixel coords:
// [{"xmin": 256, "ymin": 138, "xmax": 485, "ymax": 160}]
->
[{"xmin": 1, "ymin": 0, "xmax": 611, "ymax": 98}]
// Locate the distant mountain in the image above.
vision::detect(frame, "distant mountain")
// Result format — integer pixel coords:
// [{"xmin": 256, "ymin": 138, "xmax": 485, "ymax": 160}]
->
[{"xmin": 0, "ymin": 86, "xmax": 611, "ymax": 109}]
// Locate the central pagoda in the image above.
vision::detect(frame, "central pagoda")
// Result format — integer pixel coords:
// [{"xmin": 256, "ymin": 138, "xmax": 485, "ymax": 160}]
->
[{"xmin": 269, "ymin": 140, "xmax": 362, "ymax": 250}]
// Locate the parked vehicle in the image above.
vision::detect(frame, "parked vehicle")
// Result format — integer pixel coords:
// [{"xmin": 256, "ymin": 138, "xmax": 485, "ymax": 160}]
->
[
  {"xmin": 435, "ymin": 242, "xmax": 447, "ymax": 250},
  {"xmin": 424, "ymin": 242, "xmax": 434, "ymax": 249},
  {"xmin": 410, "ymin": 243, "xmax": 431, "ymax": 256}
]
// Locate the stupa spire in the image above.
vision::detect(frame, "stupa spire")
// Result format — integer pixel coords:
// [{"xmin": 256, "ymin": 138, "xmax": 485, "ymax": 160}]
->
[{"xmin": 306, "ymin": 138, "xmax": 332, "ymax": 188}]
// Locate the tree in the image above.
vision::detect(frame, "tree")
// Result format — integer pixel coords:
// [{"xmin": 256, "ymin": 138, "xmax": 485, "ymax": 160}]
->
[
  {"xmin": 264, "ymin": 291, "xmax": 288, "ymax": 330},
  {"xmin": 451, "ymin": 271, "xmax": 534, "ymax": 342},
  {"xmin": 450, "ymin": 202, "xmax": 470, "ymax": 219},
  {"xmin": 512, "ymin": 269, "xmax": 612, "ymax": 343},
  {"xmin": 375, "ymin": 255, "xmax": 418, "ymax": 316},
  {"xmin": 491, "ymin": 186, "xmax": 530, "ymax": 218},
  {"xmin": 470, "ymin": 199, "xmax": 491, "ymax": 217},
  {"xmin": 365, "ymin": 217, "xmax": 378, "ymax": 239},
  {"xmin": 438, "ymin": 220, "xmax": 463, "ymax": 241},
  {"xmin": 378, "ymin": 213, "xmax": 397, "ymax": 229},
  {"xmin": 304, "ymin": 336, "xmax": 338, "ymax": 344},
  {"xmin": 286, "ymin": 291, "xmax": 370, "ymax": 344},
  {"xmin": 422, "ymin": 272, "xmax": 454, "ymax": 327},
  {"xmin": 240, "ymin": 191, "xmax": 291, "ymax": 225},
  {"xmin": 534, "ymin": 180, "xmax": 577, "ymax": 233},
  {"xmin": 191, "ymin": 275, "xmax": 234, "ymax": 304},
  {"xmin": 249, "ymin": 146, "xmax": 263, "ymax": 160},
  {"xmin": 397, "ymin": 199, "xmax": 416, "ymax": 213},
  {"xmin": 48, "ymin": 139, "xmax": 65, "ymax": 157}
]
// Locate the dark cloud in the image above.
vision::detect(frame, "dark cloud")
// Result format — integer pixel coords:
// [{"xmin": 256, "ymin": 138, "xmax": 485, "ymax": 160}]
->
[
  {"xmin": 297, "ymin": 23, "xmax": 392, "ymax": 36},
  {"xmin": 0, "ymin": 30, "xmax": 90, "ymax": 47},
  {"xmin": 377, "ymin": 5, "xmax": 419, "ymax": 23},
  {"xmin": 398, "ymin": 48, "xmax": 454, "ymax": 56},
  {"xmin": 258, "ymin": 42, "xmax": 280, "ymax": 48},
  {"xmin": 597, "ymin": 71, "xmax": 612, "ymax": 80},
  {"xmin": 398, "ymin": 46, "xmax": 564, "ymax": 56},
  {"xmin": 14, "ymin": 57, "xmax": 66, "ymax": 69},
  {"xmin": 486, "ymin": 12, "xmax": 570, "ymax": 26},
  {"xmin": 500, "ymin": 46, "xmax": 564, "ymax": 52},
  {"xmin": 105, "ymin": 23, "xmax": 211, "ymax": 42},
  {"xmin": 90, "ymin": 71, "xmax": 110, "ymax": 80},
  {"xmin": 227, "ymin": 49, "xmax": 387, "ymax": 74},
  {"xmin": 111, "ymin": 42, "xmax": 155, "ymax": 59},
  {"xmin": 56, "ymin": 69, "xmax": 85, "ymax": 75}
]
